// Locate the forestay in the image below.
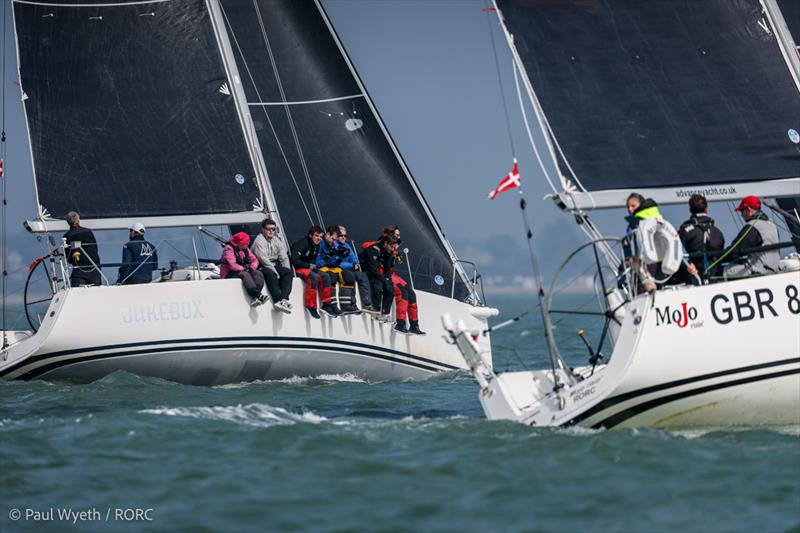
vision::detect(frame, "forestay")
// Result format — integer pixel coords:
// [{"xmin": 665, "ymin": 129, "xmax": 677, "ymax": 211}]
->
[
  {"xmin": 217, "ymin": 0, "xmax": 468, "ymax": 298},
  {"xmin": 495, "ymin": 0, "xmax": 800, "ymax": 209},
  {"xmin": 14, "ymin": 0, "xmax": 263, "ymax": 230}
]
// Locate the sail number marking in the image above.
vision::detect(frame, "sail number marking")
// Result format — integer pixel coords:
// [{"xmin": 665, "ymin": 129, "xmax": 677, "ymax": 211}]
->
[{"xmin": 655, "ymin": 284, "xmax": 799, "ymax": 328}]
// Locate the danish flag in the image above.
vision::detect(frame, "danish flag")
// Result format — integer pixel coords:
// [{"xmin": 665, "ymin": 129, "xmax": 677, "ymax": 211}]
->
[{"xmin": 488, "ymin": 159, "xmax": 520, "ymax": 199}]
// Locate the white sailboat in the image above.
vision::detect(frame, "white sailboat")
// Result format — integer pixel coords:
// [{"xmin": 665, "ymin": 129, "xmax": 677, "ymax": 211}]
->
[
  {"xmin": 447, "ymin": 0, "xmax": 800, "ymax": 429},
  {"xmin": 0, "ymin": 0, "xmax": 496, "ymax": 385}
]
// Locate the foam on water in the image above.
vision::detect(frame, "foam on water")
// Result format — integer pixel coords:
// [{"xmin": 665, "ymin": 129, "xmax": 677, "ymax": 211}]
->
[
  {"xmin": 141, "ymin": 403, "xmax": 327, "ymax": 428},
  {"xmin": 214, "ymin": 373, "xmax": 368, "ymax": 389}
]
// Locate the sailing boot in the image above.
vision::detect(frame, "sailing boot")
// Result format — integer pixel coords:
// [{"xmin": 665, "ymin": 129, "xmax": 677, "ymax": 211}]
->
[
  {"xmin": 409, "ymin": 320, "xmax": 426, "ymax": 336},
  {"xmin": 321, "ymin": 302, "xmax": 340, "ymax": 318},
  {"xmin": 394, "ymin": 320, "xmax": 409, "ymax": 334},
  {"xmin": 306, "ymin": 307, "xmax": 321, "ymax": 319}
]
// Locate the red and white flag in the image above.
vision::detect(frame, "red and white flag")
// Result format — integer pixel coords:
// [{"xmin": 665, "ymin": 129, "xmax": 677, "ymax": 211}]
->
[{"xmin": 488, "ymin": 159, "xmax": 520, "ymax": 199}]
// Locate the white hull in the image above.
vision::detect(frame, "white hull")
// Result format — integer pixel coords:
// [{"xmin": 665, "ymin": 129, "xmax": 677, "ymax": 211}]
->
[
  {"xmin": 1, "ymin": 278, "xmax": 494, "ymax": 385},
  {"xmin": 450, "ymin": 271, "xmax": 800, "ymax": 429}
]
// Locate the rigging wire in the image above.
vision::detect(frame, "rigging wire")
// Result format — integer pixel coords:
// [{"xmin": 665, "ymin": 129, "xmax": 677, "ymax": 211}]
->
[
  {"xmin": 484, "ymin": 0, "xmax": 515, "ymax": 158},
  {"xmin": 218, "ymin": 1, "xmax": 316, "ymax": 227},
  {"xmin": 251, "ymin": 0, "xmax": 325, "ymax": 227}
]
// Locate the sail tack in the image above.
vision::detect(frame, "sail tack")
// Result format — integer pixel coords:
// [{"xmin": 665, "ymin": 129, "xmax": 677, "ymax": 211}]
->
[
  {"xmin": 14, "ymin": 0, "xmax": 262, "ymax": 228},
  {"xmin": 497, "ymin": 0, "xmax": 800, "ymax": 208}
]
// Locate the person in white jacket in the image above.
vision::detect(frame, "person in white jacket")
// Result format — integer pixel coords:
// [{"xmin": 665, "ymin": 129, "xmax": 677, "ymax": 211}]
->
[{"xmin": 251, "ymin": 219, "xmax": 293, "ymax": 313}]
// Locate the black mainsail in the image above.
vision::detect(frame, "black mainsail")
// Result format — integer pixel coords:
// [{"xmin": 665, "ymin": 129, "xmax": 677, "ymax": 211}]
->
[
  {"xmin": 13, "ymin": 0, "xmax": 470, "ymax": 298},
  {"xmin": 495, "ymin": 0, "xmax": 800, "ymax": 209},
  {"xmin": 14, "ymin": 0, "xmax": 264, "ymax": 230},
  {"xmin": 217, "ymin": 0, "xmax": 468, "ymax": 297}
]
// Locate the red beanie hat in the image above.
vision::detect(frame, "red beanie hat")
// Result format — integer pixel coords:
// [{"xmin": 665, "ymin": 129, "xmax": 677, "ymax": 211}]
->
[{"xmin": 230, "ymin": 232, "xmax": 251, "ymax": 246}]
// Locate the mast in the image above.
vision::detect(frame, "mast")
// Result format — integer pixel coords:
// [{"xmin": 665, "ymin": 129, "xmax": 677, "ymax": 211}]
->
[{"xmin": 762, "ymin": 0, "xmax": 800, "ymax": 93}]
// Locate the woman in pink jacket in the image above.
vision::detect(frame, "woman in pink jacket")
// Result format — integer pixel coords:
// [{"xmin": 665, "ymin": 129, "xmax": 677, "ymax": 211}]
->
[{"xmin": 220, "ymin": 232, "xmax": 267, "ymax": 306}]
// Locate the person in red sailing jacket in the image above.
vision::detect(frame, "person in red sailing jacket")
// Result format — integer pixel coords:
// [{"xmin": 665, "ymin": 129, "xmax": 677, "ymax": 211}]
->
[
  {"xmin": 361, "ymin": 226, "xmax": 425, "ymax": 336},
  {"xmin": 388, "ymin": 228, "xmax": 425, "ymax": 336},
  {"xmin": 219, "ymin": 232, "xmax": 267, "ymax": 306},
  {"xmin": 290, "ymin": 225, "xmax": 336, "ymax": 319}
]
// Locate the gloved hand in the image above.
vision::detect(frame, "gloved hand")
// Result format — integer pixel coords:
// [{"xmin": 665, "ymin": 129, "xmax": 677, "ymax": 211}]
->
[
  {"xmin": 309, "ymin": 264, "xmax": 318, "ymax": 271},
  {"xmin": 354, "ymin": 264, "xmax": 361, "ymax": 272}
]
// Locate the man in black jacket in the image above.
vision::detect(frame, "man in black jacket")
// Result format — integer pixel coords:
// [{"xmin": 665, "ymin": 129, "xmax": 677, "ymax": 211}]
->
[
  {"xmin": 290, "ymin": 225, "xmax": 336, "ymax": 318},
  {"xmin": 63, "ymin": 211, "xmax": 102, "ymax": 286},
  {"xmin": 678, "ymin": 194, "xmax": 725, "ymax": 282},
  {"xmin": 360, "ymin": 236, "xmax": 397, "ymax": 322}
]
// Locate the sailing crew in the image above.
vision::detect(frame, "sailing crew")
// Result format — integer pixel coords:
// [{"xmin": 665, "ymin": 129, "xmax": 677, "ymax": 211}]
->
[
  {"xmin": 625, "ymin": 198, "xmax": 662, "ymax": 293},
  {"xmin": 721, "ymin": 196, "xmax": 780, "ymax": 278},
  {"xmin": 290, "ymin": 225, "xmax": 335, "ymax": 319},
  {"xmin": 387, "ymin": 227, "xmax": 425, "ymax": 335},
  {"xmin": 622, "ymin": 193, "xmax": 645, "ymax": 260},
  {"xmin": 360, "ymin": 235, "xmax": 397, "ymax": 323},
  {"xmin": 334, "ymin": 225, "xmax": 376, "ymax": 314},
  {"xmin": 251, "ymin": 218, "xmax": 293, "ymax": 314},
  {"xmin": 63, "ymin": 211, "xmax": 102, "ymax": 287},
  {"xmin": 678, "ymin": 194, "xmax": 725, "ymax": 282},
  {"xmin": 117, "ymin": 222, "xmax": 158, "ymax": 285},
  {"xmin": 314, "ymin": 225, "xmax": 345, "ymax": 317},
  {"xmin": 220, "ymin": 232, "xmax": 267, "ymax": 306}
]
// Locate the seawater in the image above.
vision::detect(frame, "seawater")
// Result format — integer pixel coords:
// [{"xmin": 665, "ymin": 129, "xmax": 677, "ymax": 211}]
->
[{"xmin": 1, "ymin": 296, "xmax": 799, "ymax": 532}]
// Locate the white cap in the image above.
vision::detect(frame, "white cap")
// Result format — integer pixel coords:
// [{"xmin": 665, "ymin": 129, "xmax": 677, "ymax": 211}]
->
[{"xmin": 129, "ymin": 222, "xmax": 146, "ymax": 234}]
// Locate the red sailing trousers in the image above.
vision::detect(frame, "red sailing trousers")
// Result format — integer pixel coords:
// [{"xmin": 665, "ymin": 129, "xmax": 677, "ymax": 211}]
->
[
  {"xmin": 295, "ymin": 268, "xmax": 332, "ymax": 308},
  {"xmin": 392, "ymin": 273, "xmax": 418, "ymax": 321}
]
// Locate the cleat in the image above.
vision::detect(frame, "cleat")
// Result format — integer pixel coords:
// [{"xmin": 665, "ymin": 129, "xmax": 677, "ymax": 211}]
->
[{"xmin": 306, "ymin": 307, "xmax": 321, "ymax": 319}]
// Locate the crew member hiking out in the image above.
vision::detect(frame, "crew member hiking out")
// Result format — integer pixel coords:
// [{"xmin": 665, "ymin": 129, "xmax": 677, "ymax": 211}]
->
[
  {"xmin": 314, "ymin": 225, "xmax": 344, "ymax": 317},
  {"xmin": 117, "ymin": 222, "xmax": 158, "ymax": 285},
  {"xmin": 387, "ymin": 229, "xmax": 425, "ymax": 336},
  {"xmin": 220, "ymin": 232, "xmax": 267, "ymax": 306},
  {"xmin": 251, "ymin": 218, "xmax": 293, "ymax": 314},
  {"xmin": 63, "ymin": 211, "xmax": 102, "ymax": 287},
  {"xmin": 360, "ymin": 235, "xmax": 397, "ymax": 323},
  {"xmin": 333, "ymin": 225, "xmax": 376, "ymax": 314},
  {"xmin": 290, "ymin": 225, "xmax": 334, "ymax": 319}
]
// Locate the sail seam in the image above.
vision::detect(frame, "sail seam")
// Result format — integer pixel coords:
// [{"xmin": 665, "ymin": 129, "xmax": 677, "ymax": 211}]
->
[{"xmin": 248, "ymin": 94, "xmax": 364, "ymax": 107}]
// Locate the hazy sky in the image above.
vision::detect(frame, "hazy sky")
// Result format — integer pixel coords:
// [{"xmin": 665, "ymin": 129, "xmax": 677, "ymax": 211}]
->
[{"xmin": 0, "ymin": 0, "xmax": 772, "ymax": 304}]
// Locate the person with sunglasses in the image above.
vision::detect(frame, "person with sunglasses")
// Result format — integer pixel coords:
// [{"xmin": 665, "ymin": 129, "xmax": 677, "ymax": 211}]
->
[
  {"xmin": 334, "ymin": 225, "xmax": 377, "ymax": 314},
  {"xmin": 251, "ymin": 218, "xmax": 293, "ymax": 313}
]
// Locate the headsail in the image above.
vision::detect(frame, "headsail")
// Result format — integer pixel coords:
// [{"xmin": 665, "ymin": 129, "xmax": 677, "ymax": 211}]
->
[
  {"xmin": 495, "ymin": 0, "xmax": 800, "ymax": 209},
  {"xmin": 14, "ymin": 0, "xmax": 264, "ymax": 231},
  {"xmin": 217, "ymin": 0, "xmax": 469, "ymax": 297}
]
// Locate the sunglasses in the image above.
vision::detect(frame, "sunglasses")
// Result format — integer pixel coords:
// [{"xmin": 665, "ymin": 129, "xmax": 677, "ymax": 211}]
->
[
  {"xmin": 338, "ymin": 234, "xmax": 347, "ymax": 238},
  {"xmin": 264, "ymin": 226, "xmax": 277, "ymax": 231}
]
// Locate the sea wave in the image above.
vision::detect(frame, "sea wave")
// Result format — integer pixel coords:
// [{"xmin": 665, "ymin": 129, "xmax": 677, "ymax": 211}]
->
[
  {"xmin": 140, "ymin": 403, "xmax": 327, "ymax": 427},
  {"xmin": 213, "ymin": 373, "xmax": 368, "ymax": 389}
]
